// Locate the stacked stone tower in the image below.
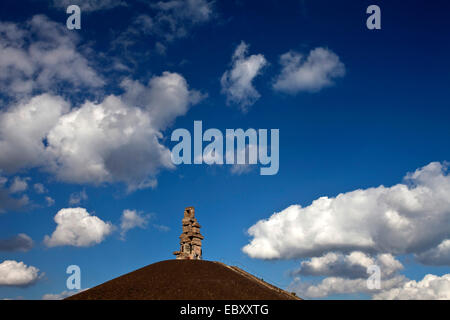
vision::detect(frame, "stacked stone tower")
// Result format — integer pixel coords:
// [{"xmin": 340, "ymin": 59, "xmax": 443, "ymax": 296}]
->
[{"xmin": 173, "ymin": 207, "xmax": 204, "ymax": 260}]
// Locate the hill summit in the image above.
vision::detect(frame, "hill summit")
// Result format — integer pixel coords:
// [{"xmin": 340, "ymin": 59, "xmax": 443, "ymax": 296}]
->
[{"xmin": 66, "ymin": 260, "xmax": 300, "ymax": 300}]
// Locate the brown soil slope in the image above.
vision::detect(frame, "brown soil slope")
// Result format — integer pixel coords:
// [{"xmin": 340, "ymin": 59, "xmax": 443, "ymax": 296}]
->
[{"xmin": 66, "ymin": 260, "xmax": 300, "ymax": 300}]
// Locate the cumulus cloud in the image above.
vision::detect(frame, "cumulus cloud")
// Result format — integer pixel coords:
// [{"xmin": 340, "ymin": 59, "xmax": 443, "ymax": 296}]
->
[
  {"xmin": 273, "ymin": 47, "xmax": 345, "ymax": 94},
  {"xmin": 44, "ymin": 208, "xmax": 113, "ymax": 247},
  {"xmin": 0, "ymin": 15, "xmax": 103, "ymax": 99},
  {"xmin": 221, "ymin": 41, "xmax": 268, "ymax": 111},
  {"xmin": 119, "ymin": 209, "xmax": 150, "ymax": 239},
  {"xmin": 291, "ymin": 274, "xmax": 407, "ymax": 299},
  {"xmin": 0, "ymin": 234, "xmax": 33, "ymax": 252},
  {"xmin": 294, "ymin": 252, "xmax": 403, "ymax": 279},
  {"xmin": 69, "ymin": 189, "xmax": 88, "ymax": 206},
  {"xmin": 245, "ymin": 161, "xmax": 450, "ymax": 299},
  {"xmin": 0, "ymin": 94, "xmax": 70, "ymax": 173},
  {"xmin": 289, "ymin": 251, "xmax": 407, "ymax": 298},
  {"xmin": 0, "ymin": 72, "xmax": 202, "ymax": 190},
  {"xmin": 8, "ymin": 177, "xmax": 30, "ymax": 193},
  {"xmin": 45, "ymin": 95, "xmax": 173, "ymax": 190},
  {"xmin": 51, "ymin": 0, "xmax": 126, "ymax": 12},
  {"xmin": 120, "ymin": 71, "xmax": 205, "ymax": 129},
  {"xmin": 0, "ymin": 260, "xmax": 41, "ymax": 287},
  {"xmin": 416, "ymin": 239, "xmax": 450, "ymax": 266},
  {"xmin": 373, "ymin": 274, "xmax": 450, "ymax": 300},
  {"xmin": 243, "ymin": 162, "xmax": 450, "ymax": 260}
]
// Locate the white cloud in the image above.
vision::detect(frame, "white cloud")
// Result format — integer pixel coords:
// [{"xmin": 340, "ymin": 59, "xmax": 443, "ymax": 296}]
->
[
  {"xmin": 120, "ymin": 71, "xmax": 205, "ymax": 129},
  {"xmin": 295, "ymin": 252, "xmax": 403, "ymax": 279},
  {"xmin": 0, "ymin": 234, "xmax": 33, "ymax": 252},
  {"xmin": 69, "ymin": 189, "xmax": 88, "ymax": 206},
  {"xmin": 44, "ymin": 208, "xmax": 113, "ymax": 247},
  {"xmin": 51, "ymin": 0, "xmax": 126, "ymax": 12},
  {"xmin": 0, "ymin": 94, "xmax": 70, "ymax": 173},
  {"xmin": 0, "ymin": 15, "xmax": 103, "ymax": 98},
  {"xmin": 8, "ymin": 177, "xmax": 30, "ymax": 193},
  {"xmin": 273, "ymin": 47, "xmax": 345, "ymax": 94},
  {"xmin": 120, "ymin": 209, "xmax": 150, "ymax": 239},
  {"xmin": 243, "ymin": 162, "xmax": 450, "ymax": 260},
  {"xmin": 291, "ymin": 275, "xmax": 407, "ymax": 299},
  {"xmin": 373, "ymin": 274, "xmax": 450, "ymax": 300},
  {"xmin": 42, "ymin": 289, "xmax": 84, "ymax": 300},
  {"xmin": 289, "ymin": 251, "xmax": 406, "ymax": 298},
  {"xmin": 416, "ymin": 239, "xmax": 450, "ymax": 266},
  {"xmin": 0, "ymin": 72, "xmax": 202, "ymax": 191},
  {"xmin": 0, "ymin": 260, "xmax": 41, "ymax": 287},
  {"xmin": 45, "ymin": 95, "xmax": 173, "ymax": 190},
  {"xmin": 33, "ymin": 183, "xmax": 47, "ymax": 194},
  {"xmin": 221, "ymin": 41, "xmax": 268, "ymax": 111}
]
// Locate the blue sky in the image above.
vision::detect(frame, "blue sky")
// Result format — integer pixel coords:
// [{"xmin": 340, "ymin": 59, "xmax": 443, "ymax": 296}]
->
[{"xmin": 0, "ymin": 0, "xmax": 450, "ymax": 300}]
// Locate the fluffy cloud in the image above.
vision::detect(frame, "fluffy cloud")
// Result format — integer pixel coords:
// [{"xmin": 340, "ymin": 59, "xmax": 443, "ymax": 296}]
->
[
  {"xmin": 45, "ymin": 95, "xmax": 173, "ymax": 190},
  {"xmin": 0, "ymin": 234, "xmax": 33, "ymax": 252},
  {"xmin": 243, "ymin": 162, "xmax": 450, "ymax": 260},
  {"xmin": 245, "ymin": 161, "xmax": 450, "ymax": 299},
  {"xmin": 291, "ymin": 274, "xmax": 407, "ymax": 299},
  {"xmin": 0, "ymin": 94, "xmax": 70, "ymax": 173},
  {"xmin": 221, "ymin": 41, "xmax": 268, "ymax": 111},
  {"xmin": 0, "ymin": 72, "xmax": 202, "ymax": 190},
  {"xmin": 120, "ymin": 209, "xmax": 150, "ymax": 239},
  {"xmin": 289, "ymin": 252, "xmax": 407, "ymax": 298},
  {"xmin": 416, "ymin": 239, "xmax": 450, "ymax": 266},
  {"xmin": 373, "ymin": 274, "xmax": 450, "ymax": 300},
  {"xmin": 294, "ymin": 252, "xmax": 403, "ymax": 279},
  {"xmin": 273, "ymin": 47, "xmax": 345, "ymax": 94},
  {"xmin": 8, "ymin": 177, "xmax": 30, "ymax": 193},
  {"xmin": 0, "ymin": 15, "xmax": 103, "ymax": 98},
  {"xmin": 120, "ymin": 72, "xmax": 205, "ymax": 129},
  {"xmin": 44, "ymin": 208, "xmax": 113, "ymax": 247},
  {"xmin": 0, "ymin": 260, "xmax": 41, "ymax": 287},
  {"xmin": 51, "ymin": 0, "xmax": 126, "ymax": 12}
]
